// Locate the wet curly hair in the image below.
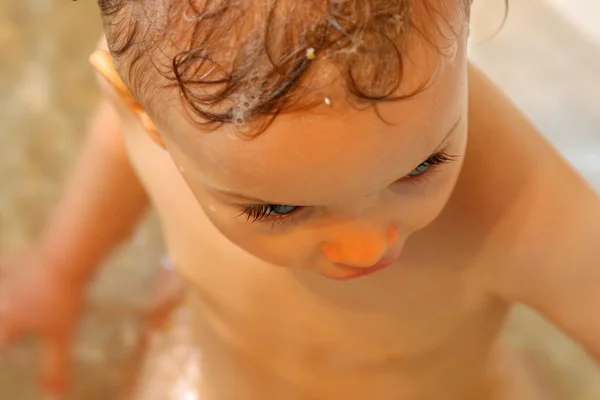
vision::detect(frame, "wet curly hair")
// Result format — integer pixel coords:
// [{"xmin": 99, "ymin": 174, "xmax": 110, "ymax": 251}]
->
[{"xmin": 95, "ymin": 0, "xmax": 472, "ymax": 132}]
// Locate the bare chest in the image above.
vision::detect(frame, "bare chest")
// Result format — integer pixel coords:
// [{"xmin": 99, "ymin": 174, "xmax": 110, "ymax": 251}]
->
[
  {"xmin": 150, "ymin": 261, "xmax": 507, "ymax": 400},
  {"xmin": 170, "ymin": 237, "xmax": 509, "ymax": 398}
]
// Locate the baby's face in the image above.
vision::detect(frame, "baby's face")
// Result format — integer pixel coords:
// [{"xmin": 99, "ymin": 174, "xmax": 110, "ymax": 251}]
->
[{"xmin": 132, "ymin": 15, "xmax": 469, "ymax": 280}]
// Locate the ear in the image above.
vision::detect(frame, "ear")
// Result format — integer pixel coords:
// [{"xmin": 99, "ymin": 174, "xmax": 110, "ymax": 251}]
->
[{"xmin": 89, "ymin": 50, "xmax": 166, "ymax": 149}]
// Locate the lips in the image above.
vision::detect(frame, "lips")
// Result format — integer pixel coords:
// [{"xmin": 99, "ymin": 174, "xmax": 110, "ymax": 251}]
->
[{"xmin": 333, "ymin": 254, "xmax": 399, "ymax": 280}]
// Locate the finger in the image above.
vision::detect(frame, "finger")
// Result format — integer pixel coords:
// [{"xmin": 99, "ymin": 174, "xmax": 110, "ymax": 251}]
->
[{"xmin": 39, "ymin": 335, "xmax": 71, "ymax": 397}]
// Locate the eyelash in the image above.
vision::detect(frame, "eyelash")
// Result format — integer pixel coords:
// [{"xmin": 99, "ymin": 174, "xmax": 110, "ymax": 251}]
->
[
  {"xmin": 239, "ymin": 204, "xmax": 301, "ymax": 225},
  {"xmin": 239, "ymin": 150, "xmax": 456, "ymax": 225}
]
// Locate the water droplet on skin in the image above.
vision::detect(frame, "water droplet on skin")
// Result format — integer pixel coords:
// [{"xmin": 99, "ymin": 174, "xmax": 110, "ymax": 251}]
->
[{"xmin": 324, "ymin": 97, "xmax": 332, "ymax": 106}]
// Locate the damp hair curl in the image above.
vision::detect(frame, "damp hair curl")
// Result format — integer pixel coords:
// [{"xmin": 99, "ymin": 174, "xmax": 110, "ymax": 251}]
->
[{"xmin": 96, "ymin": 0, "xmax": 474, "ymax": 133}]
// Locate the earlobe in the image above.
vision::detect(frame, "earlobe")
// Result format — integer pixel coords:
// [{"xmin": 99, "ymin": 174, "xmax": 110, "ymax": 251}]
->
[{"xmin": 89, "ymin": 50, "xmax": 166, "ymax": 149}]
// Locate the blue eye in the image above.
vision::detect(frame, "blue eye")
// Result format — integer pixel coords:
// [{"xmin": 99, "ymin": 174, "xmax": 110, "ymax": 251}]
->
[
  {"xmin": 241, "ymin": 204, "xmax": 299, "ymax": 222},
  {"xmin": 405, "ymin": 151, "xmax": 455, "ymax": 179},
  {"xmin": 407, "ymin": 161, "xmax": 432, "ymax": 177},
  {"xmin": 270, "ymin": 205, "xmax": 298, "ymax": 215}
]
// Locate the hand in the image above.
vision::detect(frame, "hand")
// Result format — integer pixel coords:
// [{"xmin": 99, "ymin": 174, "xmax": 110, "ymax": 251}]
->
[{"xmin": 0, "ymin": 249, "xmax": 87, "ymax": 397}]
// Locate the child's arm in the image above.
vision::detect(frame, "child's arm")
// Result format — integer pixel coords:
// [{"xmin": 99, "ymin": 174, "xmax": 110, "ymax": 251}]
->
[
  {"xmin": 0, "ymin": 70, "xmax": 150, "ymax": 396},
  {"xmin": 467, "ymin": 64, "xmax": 600, "ymax": 362},
  {"xmin": 40, "ymin": 95, "xmax": 148, "ymax": 283},
  {"xmin": 39, "ymin": 97, "xmax": 150, "ymax": 283},
  {"xmin": 40, "ymin": 36, "xmax": 151, "ymax": 284},
  {"xmin": 496, "ymin": 185, "xmax": 600, "ymax": 361},
  {"xmin": 496, "ymin": 184, "xmax": 600, "ymax": 362}
]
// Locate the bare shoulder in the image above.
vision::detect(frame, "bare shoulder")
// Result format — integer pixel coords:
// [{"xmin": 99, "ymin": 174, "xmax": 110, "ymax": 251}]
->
[
  {"xmin": 459, "ymin": 64, "xmax": 600, "ymax": 358},
  {"xmin": 461, "ymin": 64, "xmax": 595, "ymax": 288}
]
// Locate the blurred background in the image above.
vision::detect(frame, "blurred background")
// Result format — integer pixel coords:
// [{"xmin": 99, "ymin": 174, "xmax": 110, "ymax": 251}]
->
[{"xmin": 0, "ymin": 0, "xmax": 598, "ymax": 398}]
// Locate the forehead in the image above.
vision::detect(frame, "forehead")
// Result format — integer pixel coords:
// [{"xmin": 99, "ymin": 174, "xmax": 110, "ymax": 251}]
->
[{"xmin": 160, "ymin": 46, "xmax": 467, "ymax": 205}]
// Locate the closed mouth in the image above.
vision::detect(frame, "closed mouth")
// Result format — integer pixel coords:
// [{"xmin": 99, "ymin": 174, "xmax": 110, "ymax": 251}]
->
[{"xmin": 333, "ymin": 255, "xmax": 398, "ymax": 280}]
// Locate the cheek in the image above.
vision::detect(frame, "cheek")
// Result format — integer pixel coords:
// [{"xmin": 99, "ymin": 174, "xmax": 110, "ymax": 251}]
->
[
  {"xmin": 174, "ymin": 168, "xmax": 315, "ymax": 267},
  {"xmin": 428, "ymin": 150, "xmax": 466, "ymax": 217},
  {"xmin": 201, "ymin": 205, "xmax": 315, "ymax": 267},
  {"xmin": 400, "ymin": 160, "xmax": 464, "ymax": 231}
]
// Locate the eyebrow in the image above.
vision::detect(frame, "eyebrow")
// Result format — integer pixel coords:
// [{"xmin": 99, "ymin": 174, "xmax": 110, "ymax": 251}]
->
[{"xmin": 212, "ymin": 116, "xmax": 463, "ymax": 204}]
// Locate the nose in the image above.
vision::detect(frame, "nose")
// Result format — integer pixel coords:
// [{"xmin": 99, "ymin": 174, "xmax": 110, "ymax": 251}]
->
[{"xmin": 321, "ymin": 224, "xmax": 399, "ymax": 268}]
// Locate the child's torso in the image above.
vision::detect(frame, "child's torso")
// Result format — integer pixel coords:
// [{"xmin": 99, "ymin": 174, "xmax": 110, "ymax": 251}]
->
[{"xmin": 117, "ymin": 97, "xmax": 537, "ymax": 400}]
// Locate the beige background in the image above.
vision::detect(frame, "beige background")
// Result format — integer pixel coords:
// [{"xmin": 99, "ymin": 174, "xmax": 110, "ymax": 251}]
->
[{"xmin": 0, "ymin": 0, "xmax": 598, "ymax": 398}]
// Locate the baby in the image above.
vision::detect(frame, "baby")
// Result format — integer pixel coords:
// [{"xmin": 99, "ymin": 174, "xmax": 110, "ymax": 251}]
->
[{"xmin": 1, "ymin": 0, "xmax": 599, "ymax": 399}]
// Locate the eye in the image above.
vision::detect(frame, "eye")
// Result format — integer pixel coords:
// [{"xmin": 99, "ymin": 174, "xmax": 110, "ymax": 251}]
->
[
  {"xmin": 407, "ymin": 161, "xmax": 432, "ymax": 178},
  {"xmin": 240, "ymin": 204, "xmax": 300, "ymax": 223},
  {"xmin": 269, "ymin": 205, "xmax": 298, "ymax": 215},
  {"xmin": 405, "ymin": 150, "xmax": 455, "ymax": 179}
]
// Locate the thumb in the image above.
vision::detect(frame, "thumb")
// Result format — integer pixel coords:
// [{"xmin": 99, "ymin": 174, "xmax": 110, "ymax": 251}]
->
[{"xmin": 39, "ymin": 335, "xmax": 71, "ymax": 398}]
